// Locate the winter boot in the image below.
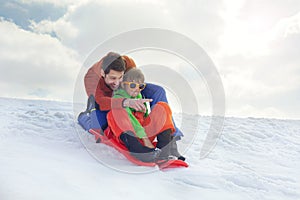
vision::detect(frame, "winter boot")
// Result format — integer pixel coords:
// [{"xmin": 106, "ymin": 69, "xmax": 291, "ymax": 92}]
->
[
  {"xmin": 156, "ymin": 129, "xmax": 172, "ymax": 160},
  {"xmin": 170, "ymin": 136, "xmax": 186, "ymax": 161},
  {"xmin": 120, "ymin": 131, "xmax": 161, "ymax": 163},
  {"xmin": 86, "ymin": 95, "xmax": 96, "ymax": 112}
]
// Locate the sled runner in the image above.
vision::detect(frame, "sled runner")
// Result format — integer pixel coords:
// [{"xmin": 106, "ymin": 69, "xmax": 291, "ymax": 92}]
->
[{"xmin": 88, "ymin": 128, "xmax": 188, "ymax": 170}]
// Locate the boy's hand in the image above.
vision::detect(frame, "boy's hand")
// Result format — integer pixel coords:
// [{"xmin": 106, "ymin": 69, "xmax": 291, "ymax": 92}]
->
[{"xmin": 123, "ymin": 98, "xmax": 152, "ymax": 112}]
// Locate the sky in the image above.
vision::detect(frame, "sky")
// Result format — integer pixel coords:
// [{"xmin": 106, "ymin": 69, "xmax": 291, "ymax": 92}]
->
[{"xmin": 0, "ymin": 0, "xmax": 300, "ymax": 119}]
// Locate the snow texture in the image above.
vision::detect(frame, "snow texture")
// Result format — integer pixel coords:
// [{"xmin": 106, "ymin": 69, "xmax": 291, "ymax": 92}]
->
[{"xmin": 0, "ymin": 97, "xmax": 299, "ymax": 200}]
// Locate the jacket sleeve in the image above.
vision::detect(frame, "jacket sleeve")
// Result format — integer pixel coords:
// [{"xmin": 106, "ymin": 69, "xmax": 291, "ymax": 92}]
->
[
  {"xmin": 94, "ymin": 83, "xmax": 124, "ymax": 111},
  {"xmin": 84, "ymin": 67, "xmax": 100, "ymax": 96},
  {"xmin": 84, "ymin": 60, "xmax": 103, "ymax": 96}
]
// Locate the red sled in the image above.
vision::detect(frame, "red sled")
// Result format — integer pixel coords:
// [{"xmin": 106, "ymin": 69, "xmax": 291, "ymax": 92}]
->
[{"xmin": 88, "ymin": 128, "xmax": 188, "ymax": 169}]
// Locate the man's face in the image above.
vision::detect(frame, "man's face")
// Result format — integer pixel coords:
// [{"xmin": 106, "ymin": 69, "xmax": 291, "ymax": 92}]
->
[{"xmin": 103, "ymin": 69, "xmax": 124, "ymax": 90}]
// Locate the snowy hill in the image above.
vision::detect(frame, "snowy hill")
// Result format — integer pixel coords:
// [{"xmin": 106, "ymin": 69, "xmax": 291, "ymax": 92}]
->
[{"xmin": 0, "ymin": 97, "xmax": 299, "ymax": 200}]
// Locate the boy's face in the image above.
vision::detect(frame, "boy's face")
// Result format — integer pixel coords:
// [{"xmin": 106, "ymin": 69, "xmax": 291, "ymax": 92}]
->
[
  {"xmin": 103, "ymin": 69, "xmax": 124, "ymax": 91},
  {"xmin": 123, "ymin": 80, "xmax": 144, "ymax": 98}
]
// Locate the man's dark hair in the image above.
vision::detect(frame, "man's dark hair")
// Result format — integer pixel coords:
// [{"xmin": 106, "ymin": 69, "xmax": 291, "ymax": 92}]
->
[{"xmin": 102, "ymin": 52, "xmax": 125, "ymax": 74}]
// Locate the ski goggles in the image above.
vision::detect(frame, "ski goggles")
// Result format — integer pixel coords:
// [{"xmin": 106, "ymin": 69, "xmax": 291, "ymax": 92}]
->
[{"xmin": 123, "ymin": 82, "xmax": 146, "ymax": 90}]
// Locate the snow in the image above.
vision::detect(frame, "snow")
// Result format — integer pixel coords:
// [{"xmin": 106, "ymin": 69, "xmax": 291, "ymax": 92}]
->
[{"xmin": 0, "ymin": 97, "xmax": 299, "ymax": 200}]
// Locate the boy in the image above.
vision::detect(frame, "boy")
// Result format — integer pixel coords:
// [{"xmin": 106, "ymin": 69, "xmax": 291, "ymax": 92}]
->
[{"xmin": 107, "ymin": 68, "xmax": 183, "ymax": 162}]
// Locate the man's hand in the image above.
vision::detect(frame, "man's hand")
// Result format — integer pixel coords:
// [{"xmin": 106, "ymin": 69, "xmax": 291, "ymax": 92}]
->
[{"xmin": 123, "ymin": 98, "xmax": 152, "ymax": 112}]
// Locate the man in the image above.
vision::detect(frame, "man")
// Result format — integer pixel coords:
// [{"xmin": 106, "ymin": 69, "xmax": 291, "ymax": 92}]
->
[{"xmin": 78, "ymin": 52, "xmax": 185, "ymax": 160}]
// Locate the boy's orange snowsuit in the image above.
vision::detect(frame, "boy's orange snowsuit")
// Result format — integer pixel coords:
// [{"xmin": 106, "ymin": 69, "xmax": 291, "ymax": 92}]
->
[{"xmin": 107, "ymin": 89, "xmax": 175, "ymax": 143}]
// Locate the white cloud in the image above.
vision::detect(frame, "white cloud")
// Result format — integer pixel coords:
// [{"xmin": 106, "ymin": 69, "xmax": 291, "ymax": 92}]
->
[
  {"xmin": 272, "ymin": 12, "xmax": 300, "ymax": 38},
  {"xmin": 219, "ymin": 0, "xmax": 269, "ymax": 57},
  {"xmin": 218, "ymin": 0, "xmax": 300, "ymax": 58},
  {"xmin": 28, "ymin": 0, "xmax": 177, "ymax": 57},
  {"xmin": 28, "ymin": 0, "xmax": 226, "ymax": 57},
  {"xmin": 19, "ymin": 0, "xmax": 84, "ymax": 7},
  {"xmin": 29, "ymin": 18, "xmax": 79, "ymax": 40},
  {"xmin": 0, "ymin": 19, "xmax": 81, "ymax": 101},
  {"xmin": 216, "ymin": 2, "xmax": 300, "ymax": 119}
]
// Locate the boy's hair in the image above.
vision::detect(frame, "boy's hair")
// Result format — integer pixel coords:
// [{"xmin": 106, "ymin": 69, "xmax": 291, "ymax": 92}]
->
[
  {"xmin": 102, "ymin": 52, "xmax": 125, "ymax": 74},
  {"xmin": 123, "ymin": 68, "xmax": 145, "ymax": 82}
]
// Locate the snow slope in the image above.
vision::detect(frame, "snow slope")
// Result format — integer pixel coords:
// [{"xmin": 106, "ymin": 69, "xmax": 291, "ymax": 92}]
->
[{"xmin": 0, "ymin": 97, "xmax": 299, "ymax": 200}]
